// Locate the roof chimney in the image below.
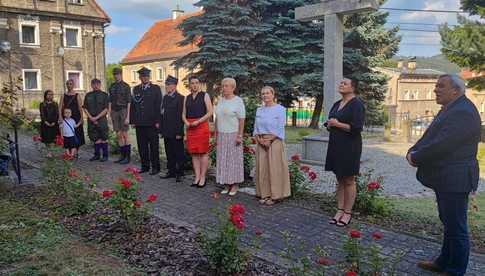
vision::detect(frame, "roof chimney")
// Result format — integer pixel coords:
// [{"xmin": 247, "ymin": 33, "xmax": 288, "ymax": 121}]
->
[{"xmin": 172, "ymin": 4, "xmax": 184, "ymax": 20}]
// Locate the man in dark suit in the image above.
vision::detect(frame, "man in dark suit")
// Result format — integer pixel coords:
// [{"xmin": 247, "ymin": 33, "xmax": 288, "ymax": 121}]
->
[
  {"xmin": 407, "ymin": 74, "xmax": 481, "ymax": 276},
  {"xmin": 130, "ymin": 67, "xmax": 162, "ymax": 175},
  {"xmin": 159, "ymin": 75, "xmax": 185, "ymax": 182}
]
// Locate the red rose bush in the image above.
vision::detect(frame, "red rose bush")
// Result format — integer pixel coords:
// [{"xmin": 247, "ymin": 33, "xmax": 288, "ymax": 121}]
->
[{"xmin": 288, "ymin": 154, "xmax": 317, "ymax": 196}]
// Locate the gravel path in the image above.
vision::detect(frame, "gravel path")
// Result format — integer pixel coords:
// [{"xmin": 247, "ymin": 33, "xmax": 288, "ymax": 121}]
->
[{"xmin": 286, "ymin": 140, "xmax": 485, "ymax": 197}]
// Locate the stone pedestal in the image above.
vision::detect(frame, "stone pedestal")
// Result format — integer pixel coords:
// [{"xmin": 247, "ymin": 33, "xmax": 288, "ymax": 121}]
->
[{"xmin": 301, "ymin": 134, "xmax": 329, "ymax": 166}]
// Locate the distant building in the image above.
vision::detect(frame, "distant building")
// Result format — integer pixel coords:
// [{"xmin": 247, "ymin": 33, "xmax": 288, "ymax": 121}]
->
[
  {"xmin": 121, "ymin": 9, "xmax": 201, "ymax": 95},
  {"xmin": 378, "ymin": 60, "xmax": 444, "ymax": 128},
  {"xmin": 462, "ymin": 70, "xmax": 485, "ymax": 119},
  {"xmin": 0, "ymin": 0, "xmax": 110, "ymax": 111}
]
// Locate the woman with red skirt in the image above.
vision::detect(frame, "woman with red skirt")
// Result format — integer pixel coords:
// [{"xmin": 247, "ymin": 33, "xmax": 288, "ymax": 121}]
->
[{"xmin": 183, "ymin": 76, "xmax": 213, "ymax": 188}]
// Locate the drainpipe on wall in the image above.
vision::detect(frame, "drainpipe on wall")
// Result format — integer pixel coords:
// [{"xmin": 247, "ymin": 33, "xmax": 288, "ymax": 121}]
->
[{"xmin": 102, "ymin": 22, "xmax": 109, "ymax": 90}]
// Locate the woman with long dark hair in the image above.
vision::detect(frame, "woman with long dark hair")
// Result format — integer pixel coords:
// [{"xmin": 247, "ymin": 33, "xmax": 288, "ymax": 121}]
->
[
  {"xmin": 325, "ymin": 78, "xmax": 365, "ymax": 227},
  {"xmin": 59, "ymin": 79, "xmax": 85, "ymax": 153},
  {"xmin": 39, "ymin": 89, "xmax": 60, "ymax": 145}
]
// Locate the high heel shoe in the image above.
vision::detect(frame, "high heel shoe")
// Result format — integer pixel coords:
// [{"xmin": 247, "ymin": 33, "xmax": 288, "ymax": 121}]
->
[
  {"xmin": 336, "ymin": 211, "xmax": 352, "ymax": 227},
  {"xmin": 197, "ymin": 178, "xmax": 206, "ymax": 188},
  {"xmin": 191, "ymin": 179, "xmax": 199, "ymax": 187},
  {"xmin": 329, "ymin": 208, "xmax": 344, "ymax": 225}
]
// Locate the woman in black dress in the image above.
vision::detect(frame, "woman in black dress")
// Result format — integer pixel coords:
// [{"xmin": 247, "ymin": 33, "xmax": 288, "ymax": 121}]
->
[
  {"xmin": 325, "ymin": 78, "xmax": 365, "ymax": 227},
  {"xmin": 59, "ymin": 79, "xmax": 85, "ymax": 150},
  {"xmin": 39, "ymin": 90, "xmax": 60, "ymax": 145}
]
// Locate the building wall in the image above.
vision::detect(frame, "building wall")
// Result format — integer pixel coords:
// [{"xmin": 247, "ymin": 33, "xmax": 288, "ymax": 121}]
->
[
  {"xmin": 395, "ymin": 80, "xmax": 441, "ymax": 118},
  {"xmin": 122, "ymin": 59, "xmax": 192, "ymax": 96},
  {"xmin": 1, "ymin": 0, "xmax": 103, "ymax": 19},
  {"xmin": 0, "ymin": 5, "xmax": 107, "ymax": 112}
]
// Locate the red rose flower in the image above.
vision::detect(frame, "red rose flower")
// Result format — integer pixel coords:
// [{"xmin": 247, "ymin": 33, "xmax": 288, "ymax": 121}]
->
[
  {"xmin": 119, "ymin": 178, "xmax": 132, "ymax": 189},
  {"xmin": 372, "ymin": 231, "xmax": 383, "ymax": 240},
  {"xmin": 68, "ymin": 169, "xmax": 79, "ymax": 178},
  {"xmin": 255, "ymin": 228, "xmax": 263, "ymax": 236},
  {"xmin": 125, "ymin": 167, "xmax": 140, "ymax": 174},
  {"xmin": 251, "ymin": 138, "xmax": 257, "ymax": 144},
  {"xmin": 308, "ymin": 171, "xmax": 317, "ymax": 181},
  {"xmin": 32, "ymin": 135, "xmax": 42, "ymax": 142},
  {"xmin": 134, "ymin": 199, "xmax": 142, "ymax": 208},
  {"xmin": 346, "ymin": 272, "xmax": 357, "ymax": 276},
  {"xmin": 291, "ymin": 154, "xmax": 300, "ymax": 161},
  {"xmin": 102, "ymin": 190, "xmax": 114, "ymax": 198},
  {"xmin": 367, "ymin": 182, "xmax": 380, "ymax": 192},
  {"xmin": 231, "ymin": 214, "xmax": 245, "ymax": 230},
  {"xmin": 300, "ymin": 165, "xmax": 310, "ymax": 172},
  {"xmin": 146, "ymin": 194, "xmax": 157, "ymax": 202},
  {"xmin": 230, "ymin": 204, "xmax": 245, "ymax": 216},
  {"xmin": 350, "ymin": 230, "xmax": 361, "ymax": 239},
  {"xmin": 317, "ymin": 257, "xmax": 332, "ymax": 266},
  {"xmin": 62, "ymin": 152, "xmax": 74, "ymax": 160},
  {"xmin": 249, "ymin": 148, "xmax": 256, "ymax": 154}
]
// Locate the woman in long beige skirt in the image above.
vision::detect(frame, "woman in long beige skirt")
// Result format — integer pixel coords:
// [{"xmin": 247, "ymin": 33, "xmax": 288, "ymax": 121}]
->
[{"xmin": 253, "ymin": 86, "xmax": 291, "ymax": 205}]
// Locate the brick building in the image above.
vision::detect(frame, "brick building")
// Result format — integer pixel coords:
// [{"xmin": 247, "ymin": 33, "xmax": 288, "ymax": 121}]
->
[
  {"xmin": 121, "ymin": 9, "xmax": 201, "ymax": 95},
  {"xmin": 0, "ymin": 0, "xmax": 110, "ymax": 111}
]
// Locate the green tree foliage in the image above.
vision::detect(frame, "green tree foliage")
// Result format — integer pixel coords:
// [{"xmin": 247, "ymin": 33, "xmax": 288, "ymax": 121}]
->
[
  {"xmin": 440, "ymin": 0, "xmax": 485, "ymax": 90},
  {"xmin": 176, "ymin": 0, "xmax": 400, "ymax": 127}
]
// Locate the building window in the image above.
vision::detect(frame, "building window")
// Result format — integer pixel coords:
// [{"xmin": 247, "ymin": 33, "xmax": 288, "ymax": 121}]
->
[
  {"xmin": 67, "ymin": 0, "xmax": 83, "ymax": 4},
  {"xmin": 414, "ymin": 89, "xmax": 420, "ymax": 100},
  {"xmin": 64, "ymin": 25, "xmax": 82, "ymax": 48},
  {"xmin": 403, "ymin": 90, "xmax": 410, "ymax": 100},
  {"xmin": 19, "ymin": 21, "xmax": 40, "ymax": 46},
  {"xmin": 66, "ymin": 71, "xmax": 83, "ymax": 90},
  {"xmin": 22, "ymin": 69, "xmax": 41, "ymax": 91},
  {"xmin": 426, "ymin": 89, "xmax": 433, "ymax": 100},
  {"xmin": 131, "ymin": 70, "xmax": 137, "ymax": 82},
  {"xmin": 157, "ymin": 67, "xmax": 166, "ymax": 81},
  {"xmin": 481, "ymin": 102, "xmax": 485, "ymax": 113}
]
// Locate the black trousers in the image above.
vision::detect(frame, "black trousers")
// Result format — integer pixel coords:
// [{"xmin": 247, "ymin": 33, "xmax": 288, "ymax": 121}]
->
[
  {"xmin": 164, "ymin": 137, "xmax": 185, "ymax": 176},
  {"xmin": 135, "ymin": 126, "xmax": 160, "ymax": 171}
]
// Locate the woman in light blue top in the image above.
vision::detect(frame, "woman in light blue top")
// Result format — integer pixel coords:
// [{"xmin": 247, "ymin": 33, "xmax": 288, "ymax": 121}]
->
[
  {"xmin": 253, "ymin": 86, "xmax": 290, "ymax": 205},
  {"xmin": 214, "ymin": 78, "xmax": 246, "ymax": 196}
]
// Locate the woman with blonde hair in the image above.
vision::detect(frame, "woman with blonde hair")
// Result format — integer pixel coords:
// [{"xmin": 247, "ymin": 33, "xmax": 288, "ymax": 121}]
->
[
  {"xmin": 253, "ymin": 86, "xmax": 290, "ymax": 205},
  {"xmin": 214, "ymin": 78, "xmax": 246, "ymax": 196}
]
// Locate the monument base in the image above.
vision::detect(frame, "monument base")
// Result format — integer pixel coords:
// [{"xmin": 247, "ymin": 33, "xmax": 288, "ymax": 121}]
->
[{"xmin": 301, "ymin": 134, "xmax": 329, "ymax": 166}]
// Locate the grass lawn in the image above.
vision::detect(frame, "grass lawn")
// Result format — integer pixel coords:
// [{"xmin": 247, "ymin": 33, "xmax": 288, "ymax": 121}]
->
[
  {"xmin": 285, "ymin": 127, "xmax": 321, "ymax": 144},
  {"xmin": 391, "ymin": 193, "xmax": 485, "ymax": 228},
  {"xmin": 0, "ymin": 196, "xmax": 141, "ymax": 275},
  {"xmin": 477, "ymin": 143, "xmax": 485, "ymax": 170}
]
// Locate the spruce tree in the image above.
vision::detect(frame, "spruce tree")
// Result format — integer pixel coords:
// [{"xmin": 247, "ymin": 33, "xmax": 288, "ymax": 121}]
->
[{"xmin": 440, "ymin": 0, "xmax": 485, "ymax": 90}]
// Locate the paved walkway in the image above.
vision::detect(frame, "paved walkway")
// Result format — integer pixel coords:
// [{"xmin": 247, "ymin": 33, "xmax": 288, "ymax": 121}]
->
[{"xmin": 15, "ymin": 134, "xmax": 485, "ymax": 275}]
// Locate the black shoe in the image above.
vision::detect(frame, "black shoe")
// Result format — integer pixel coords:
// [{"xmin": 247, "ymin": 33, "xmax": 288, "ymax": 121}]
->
[
  {"xmin": 160, "ymin": 173, "xmax": 176, "ymax": 179},
  {"xmin": 119, "ymin": 154, "xmax": 130, "ymax": 165},
  {"xmin": 100, "ymin": 156, "xmax": 108, "ymax": 162},
  {"xmin": 89, "ymin": 155, "xmax": 100, "ymax": 162},
  {"xmin": 114, "ymin": 154, "xmax": 124, "ymax": 163},
  {"xmin": 149, "ymin": 170, "xmax": 160, "ymax": 176},
  {"xmin": 175, "ymin": 175, "xmax": 182, "ymax": 182},
  {"xmin": 139, "ymin": 168, "xmax": 150, "ymax": 174}
]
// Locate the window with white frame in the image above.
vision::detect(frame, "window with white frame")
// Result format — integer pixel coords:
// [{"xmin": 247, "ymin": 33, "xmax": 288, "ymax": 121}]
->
[
  {"xmin": 22, "ymin": 69, "xmax": 41, "ymax": 91},
  {"xmin": 64, "ymin": 25, "xmax": 82, "ymax": 47},
  {"xmin": 131, "ymin": 70, "xmax": 137, "ymax": 82},
  {"xmin": 414, "ymin": 89, "xmax": 420, "ymax": 100},
  {"xmin": 66, "ymin": 71, "xmax": 83, "ymax": 90},
  {"xmin": 67, "ymin": 0, "xmax": 83, "ymax": 4},
  {"xmin": 19, "ymin": 20, "xmax": 40, "ymax": 46},
  {"xmin": 157, "ymin": 67, "xmax": 166, "ymax": 81}
]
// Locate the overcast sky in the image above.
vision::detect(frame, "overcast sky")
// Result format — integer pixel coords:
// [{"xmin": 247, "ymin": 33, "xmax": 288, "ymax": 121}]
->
[{"xmin": 98, "ymin": 0, "xmax": 471, "ymax": 63}]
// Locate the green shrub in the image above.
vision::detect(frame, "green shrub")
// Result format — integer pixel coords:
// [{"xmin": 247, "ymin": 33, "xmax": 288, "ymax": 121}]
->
[
  {"xmin": 354, "ymin": 170, "xmax": 393, "ymax": 217},
  {"xmin": 288, "ymin": 154, "xmax": 316, "ymax": 197},
  {"xmin": 298, "ymin": 129, "xmax": 310, "ymax": 137},
  {"xmin": 242, "ymin": 96, "xmax": 260, "ymax": 135}
]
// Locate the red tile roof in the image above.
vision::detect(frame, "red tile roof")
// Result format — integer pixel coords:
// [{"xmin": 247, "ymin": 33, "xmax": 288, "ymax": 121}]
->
[
  {"xmin": 461, "ymin": 70, "xmax": 484, "ymax": 79},
  {"xmin": 121, "ymin": 11, "xmax": 202, "ymax": 64}
]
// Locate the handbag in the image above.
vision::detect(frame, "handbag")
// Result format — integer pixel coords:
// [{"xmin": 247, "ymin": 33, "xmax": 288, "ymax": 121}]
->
[{"xmin": 64, "ymin": 119, "xmax": 80, "ymax": 145}]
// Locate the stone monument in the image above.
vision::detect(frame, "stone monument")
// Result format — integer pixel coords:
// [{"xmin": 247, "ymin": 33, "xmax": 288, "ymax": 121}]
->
[{"xmin": 296, "ymin": 0, "xmax": 379, "ymax": 164}]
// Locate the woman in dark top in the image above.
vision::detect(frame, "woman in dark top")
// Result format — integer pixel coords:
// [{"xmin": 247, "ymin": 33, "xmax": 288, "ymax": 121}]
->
[
  {"xmin": 39, "ymin": 90, "xmax": 60, "ymax": 145},
  {"xmin": 182, "ymin": 76, "xmax": 213, "ymax": 188},
  {"xmin": 325, "ymin": 78, "xmax": 365, "ymax": 227},
  {"xmin": 59, "ymin": 79, "xmax": 85, "ymax": 150}
]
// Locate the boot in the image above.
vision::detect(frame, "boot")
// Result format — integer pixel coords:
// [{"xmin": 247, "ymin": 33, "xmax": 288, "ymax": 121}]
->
[
  {"xmin": 114, "ymin": 145, "xmax": 125, "ymax": 163},
  {"xmin": 100, "ymin": 143, "xmax": 109, "ymax": 162},
  {"xmin": 119, "ymin": 144, "xmax": 131, "ymax": 165},
  {"xmin": 89, "ymin": 144, "xmax": 101, "ymax": 161}
]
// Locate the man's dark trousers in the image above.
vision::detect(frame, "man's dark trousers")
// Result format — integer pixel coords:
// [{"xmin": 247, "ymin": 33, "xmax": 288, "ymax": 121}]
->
[
  {"xmin": 164, "ymin": 137, "xmax": 184, "ymax": 177},
  {"xmin": 135, "ymin": 126, "xmax": 160, "ymax": 171},
  {"xmin": 435, "ymin": 192, "xmax": 470, "ymax": 276}
]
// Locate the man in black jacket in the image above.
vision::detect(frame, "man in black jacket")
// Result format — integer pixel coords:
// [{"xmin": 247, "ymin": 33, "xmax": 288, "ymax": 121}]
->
[
  {"xmin": 407, "ymin": 74, "xmax": 481, "ymax": 276},
  {"xmin": 130, "ymin": 67, "xmax": 162, "ymax": 175},
  {"xmin": 160, "ymin": 75, "xmax": 185, "ymax": 182}
]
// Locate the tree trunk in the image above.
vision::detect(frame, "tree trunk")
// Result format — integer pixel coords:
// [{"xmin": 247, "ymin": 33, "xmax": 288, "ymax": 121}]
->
[{"xmin": 309, "ymin": 94, "xmax": 323, "ymax": 129}]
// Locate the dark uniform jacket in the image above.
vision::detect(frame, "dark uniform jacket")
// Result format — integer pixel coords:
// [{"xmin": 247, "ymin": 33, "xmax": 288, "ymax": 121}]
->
[
  {"xmin": 109, "ymin": 81, "xmax": 131, "ymax": 111},
  {"xmin": 83, "ymin": 90, "xmax": 109, "ymax": 122},
  {"xmin": 130, "ymin": 83, "xmax": 162, "ymax": 127},
  {"xmin": 160, "ymin": 91, "xmax": 184, "ymax": 138},
  {"xmin": 409, "ymin": 95, "xmax": 481, "ymax": 193}
]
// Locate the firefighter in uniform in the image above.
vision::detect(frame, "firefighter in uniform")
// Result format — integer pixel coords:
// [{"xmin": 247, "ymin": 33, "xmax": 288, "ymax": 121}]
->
[
  {"xmin": 130, "ymin": 67, "xmax": 162, "ymax": 175},
  {"xmin": 160, "ymin": 75, "xmax": 185, "ymax": 182},
  {"xmin": 83, "ymin": 78, "xmax": 110, "ymax": 162}
]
